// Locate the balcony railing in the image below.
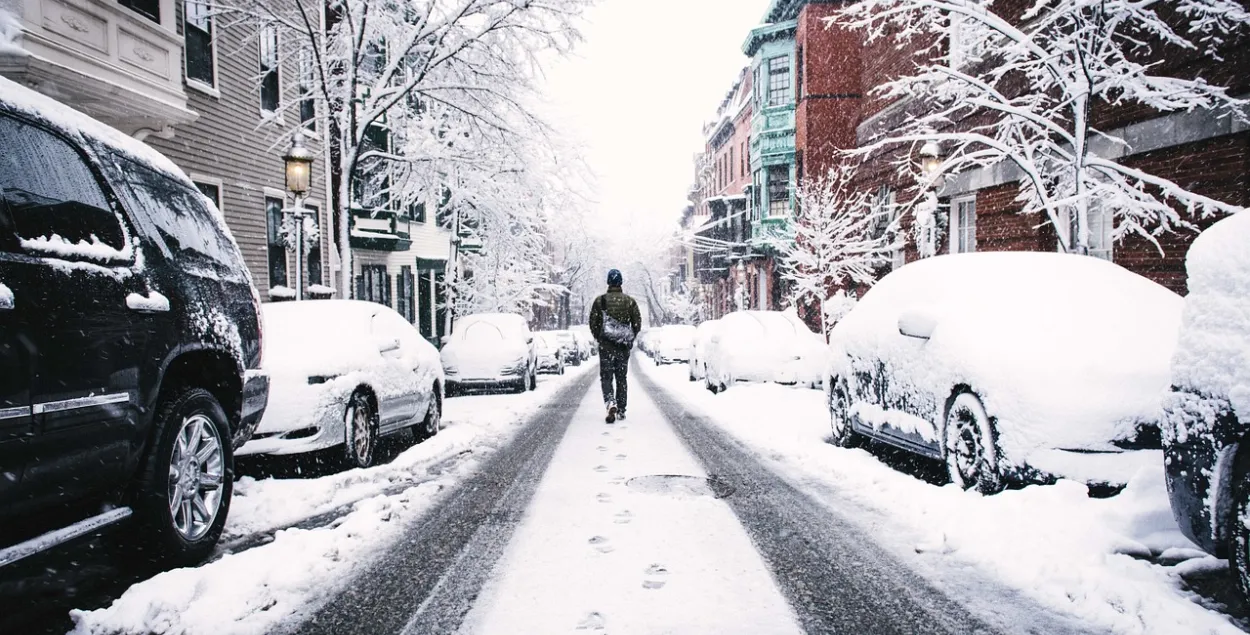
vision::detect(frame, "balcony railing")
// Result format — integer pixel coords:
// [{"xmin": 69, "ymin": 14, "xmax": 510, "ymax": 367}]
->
[
  {"xmin": 350, "ymin": 208, "xmax": 414, "ymax": 251},
  {"xmin": 0, "ymin": 0, "xmax": 195, "ymax": 135}
]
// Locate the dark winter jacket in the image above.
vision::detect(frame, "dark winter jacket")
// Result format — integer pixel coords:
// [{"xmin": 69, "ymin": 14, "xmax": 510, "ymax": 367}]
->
[{"xmin": 590, "ymin": 286, "xmax": 642, "ymax": 352}]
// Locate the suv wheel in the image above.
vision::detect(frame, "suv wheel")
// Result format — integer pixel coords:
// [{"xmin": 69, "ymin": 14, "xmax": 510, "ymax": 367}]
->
[
  {"xmin": 130, "ymin": 387, "xmax": 232, "ymax": 566},
  {"xmin": 417, "ymin": 394, "xmax": 441, "ymax": 442}
]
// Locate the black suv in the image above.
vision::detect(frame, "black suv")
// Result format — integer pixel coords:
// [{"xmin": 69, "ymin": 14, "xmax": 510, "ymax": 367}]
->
[{"xmin": 0, "ymin": 80, "xmax": 267, "ymax": 567}]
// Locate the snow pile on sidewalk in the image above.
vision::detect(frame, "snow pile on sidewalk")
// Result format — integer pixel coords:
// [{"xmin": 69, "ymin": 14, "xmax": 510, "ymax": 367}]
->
[
  {"xmin": 69, "ymin": 368, "xmax": 593, "ymax": 635},
  {"xmin": 641, "ymin": 361, "xmax": 1242, "ymax": 634}
]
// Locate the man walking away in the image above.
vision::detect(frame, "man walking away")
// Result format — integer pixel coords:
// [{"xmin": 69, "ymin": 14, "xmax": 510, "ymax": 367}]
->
[{"xmin": 589, "ymin": 269, "xmax": 642, "ymax": 423}]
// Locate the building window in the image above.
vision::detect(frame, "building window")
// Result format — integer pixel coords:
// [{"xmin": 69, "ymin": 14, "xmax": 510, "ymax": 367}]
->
[
  {"xmin": 796, "ymin": 45, "xmax": 804, "ymax": 101},
  {"xmin": 194, "ymin": 181, "xmax": 221, "ymax": 211},
  {"xmin": 767, "ymin": 165, "xmax": 790, "ymax": 217},
  {"xmin": 741, "ymin": 143, "xmax": 747, "ymax": 177},
  {"xmin": 397, "ymin": 266, "xmax": 415, "ymax": 322},
  {"xmin": 185, "ymin": 1, "xmax": 214, "ymax": 87},
  {"xmin": 358, "ymin": 265, "xmax": 391, "ymax": 307},
  {"xmin": 729, "ymin": 147, "xmax": 734, "ymax": 182},
  {"xmin": 120, "ymin": 0, "xmax": 160, "ymax": 23},
  {"xmin": 951, "ymin": 196, "xmax": 977, "ymax": 253},
  {"xmin": 299, "ymin": 48, "xmax": 316, "ymax": 129},
  {"xmin": 305, "ymin": 204, "xmax": 322, "ymax": 285},
  {"xmin": 1069, "ymin": 204, "xmax": 1114, "ymax": 261},
  {"xmin": 265, "ymin": 197, "xmax": 288, "ymax": 288},
  {"xmin": 260, "ymin": 25, "xmax": 280, "ymax": 113},
  {"xmin": 767, "ymin": 56, "xmax": 790, "ymax": 107}
]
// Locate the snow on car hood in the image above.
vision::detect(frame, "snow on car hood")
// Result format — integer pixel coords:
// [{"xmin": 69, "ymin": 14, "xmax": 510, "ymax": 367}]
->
[
  {"xmin": 442, "ymin": 318, "xmax": 530, "ymax": 378},
  {"xmin": 1170, "ymin": 211, "xmax": 1250, "ymax": 421},
  {"xmin": 829, "ymin": 252, "xmax": 1183, "ymax": 462}
]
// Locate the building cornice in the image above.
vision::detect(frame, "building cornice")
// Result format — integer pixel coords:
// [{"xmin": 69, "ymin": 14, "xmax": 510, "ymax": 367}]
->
[{"xmin": 742, "ymin": 19, "xmax": 798, "ymax": 57}]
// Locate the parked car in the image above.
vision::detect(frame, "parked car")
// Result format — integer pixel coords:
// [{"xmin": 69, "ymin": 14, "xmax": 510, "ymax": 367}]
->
[
  {"xmin": 533, "ymin": 332, "xmax": 567, "ymax": 375},
  {"xmin": 570, "ymin": 324, "xmax": 598, "ymax": 356},
  {"xmin": 0, "ymin": 77, "xmax": 268, "ymax": 568},
  {"xmin": 569, "ymin": 329, "xmax": 594, "ymax": 361},
  {"xmin": 1161, "ymin": 211, "xmax": 1250, "ymax": 599},
  {"xmin": 828, "ymin": 252, "xmax": 1180, "ymax": 493},
  {"xmin": 441, "ymin": 313, "xmax": 538, "ymax": 395},
  {"xmin": 688, "ymin": 319, "xmax": 721, "ymax": 381},
  {"xmin": 653, "ymin": 325, "xmax": 696, "ymax": 364},
  {"xmin": 703, "ymin": 311, "xmax": 826, "ymax": 392},
  {"xmin": 237, "ymin": 301, "xmax": 443, "ymax": 469},
  {"xmin": 542, "ymin": 330, "xmax": 580, "ymax": 365}
]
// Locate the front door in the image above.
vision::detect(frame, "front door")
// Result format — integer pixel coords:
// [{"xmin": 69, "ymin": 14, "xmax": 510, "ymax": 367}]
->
[
  {"xmin": 0, "ymin": 203, "xmax": 31, "ymax": 510},
  {"xmin": 0, "ymin": 113, "xmax": 154, "ymax": 506}
]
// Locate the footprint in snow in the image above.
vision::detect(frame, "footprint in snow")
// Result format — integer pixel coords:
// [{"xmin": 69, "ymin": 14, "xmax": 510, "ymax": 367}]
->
[
  {"xmin": 594, "ymin": 465, "xmax": 609, "ymax": 473},
  {"xmin": 588, "ymin": 535, "xmax": 615, "ymax": 553},
  {"xmin": 596, "ymin": 492, "xmax": 613, "ymax": 503},
  {"xmin": 609, "ymin": 477, "xmax": 625, "ymax": 485},
  {"xmin": 643, "ymin": 563, "xmax": 669, "ymax": 589},
  {"xmin": 601, "ymin": 431, "xmax": 611, "ymax": 437},
  {"xmin": 576, "ymin": 612, "xmax": 606, "ymax": 630},
  {"xmin": 614, "ymin": 454, "xmax": 627, "ymax": 461},
  {"xmin": 597, "ymin": 446, "xmax": 608, "ymax": 452},
  {"xmin": 614, "ymin": 510, "xmax": 633, "ymax": 524}
]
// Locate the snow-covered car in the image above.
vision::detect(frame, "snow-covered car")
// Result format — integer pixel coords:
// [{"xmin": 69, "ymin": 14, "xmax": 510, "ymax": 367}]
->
[
  {"xmin": 441, "ymin": 313, "xmax": 538, "ymax": 395},
  {"xmin": 703, "ymin": 311, "xmax": 826, "ymax": 392},
  {"xmin": 554, "ymin": 330, "xmax": 582, "ymax": 366},
  {"xmin": 827, "ymin": 252, "xmax": 1181, "ymax": 493},
  {"xmin": 653, "ymin": 325, "xmax": 696, "ymax": 364},
  {"xmin": 1161, "ymin": 211, "xmax": 1250, "ymax": 599},
  {"xmin": 238, "ymin": 301, "xmax": 443, "ymax": 469},
  {"xmin": 637, "ymin": 328, "xmax": 657, "ymax": 356},
  {"xmin": 688, "ymin": 319, "xmax": 721, "ymax": 381},
  {"xmin": 0, "ymin": 77, "xmax": 267, "ymax": 567},
  {"xmin": 533, "ymin": 333, "xmax": 567, "ymax": 375},
  {"xmin": 570, "ymin": 324, "xmax": 597, "ymax": 356},
  {"xmin": 569, "ymin": 329, "xmax": 594, "ymax": 361}
]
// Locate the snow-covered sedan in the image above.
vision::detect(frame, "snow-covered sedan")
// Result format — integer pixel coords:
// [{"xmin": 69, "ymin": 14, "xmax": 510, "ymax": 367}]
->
[
  {"xmin": 653, "ymin": 324, "xmax": 696, "ymax": 365},
  {"xmin": 1161, "ymin": 211, "xmax": 1250, "ymax": 599},
  {"xmin": 238, "ymin": 301, "xmax": 443, "ymax": 469},
  {"xmin": 533, "ymin": 332, "xmax": 567, "ymax": 375},
  {"xmin": 703, "ymin": 311, "xmax": 826, "ymax": 393},
  {"xmin": 441, "ymin": 313, "xmax": 538, "ymax": 395},
  {"xmin": 827, "ymin": 252, "xmax": 1181, "ymax": 493},
  {"xmin": 688, "ymin": 319, "xmax": 721, "ymax": 381}
]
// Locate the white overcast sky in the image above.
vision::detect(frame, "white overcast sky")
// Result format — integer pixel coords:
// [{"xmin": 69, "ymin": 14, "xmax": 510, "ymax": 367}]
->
[{"xmin": 539, "ymin": 0, "xmax": 771, "ymax": 236}]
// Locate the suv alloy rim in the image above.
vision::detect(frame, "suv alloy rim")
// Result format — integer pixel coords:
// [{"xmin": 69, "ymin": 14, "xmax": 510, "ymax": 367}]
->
[{"xmin": 167, "ymin": 413, "xmax": 225, "ymax": 541}]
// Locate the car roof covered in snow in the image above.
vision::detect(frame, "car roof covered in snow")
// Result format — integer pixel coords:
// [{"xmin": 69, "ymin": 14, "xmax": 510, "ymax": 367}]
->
[
  {"xmin": 454, "ymin": 313, "xmax": 530, "ymax": 337},
  {"xmin": 262, "ymin": 300, "xmax": 391, "ymax": 374}
]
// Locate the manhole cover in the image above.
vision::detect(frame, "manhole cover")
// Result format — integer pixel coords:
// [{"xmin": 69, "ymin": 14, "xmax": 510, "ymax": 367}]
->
[{"xmin": 624, "ymin": 475, "xmax": 735, "ymax": 499}]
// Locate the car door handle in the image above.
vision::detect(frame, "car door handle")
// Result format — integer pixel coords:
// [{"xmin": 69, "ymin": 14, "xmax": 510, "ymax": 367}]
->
[
  {"xmin": 126, "ymin": 291, "xmax": 170, "ymax": 313},
  {"xmin": 0, "ymin": 282, "xmax": 12, "ymax": 310}
]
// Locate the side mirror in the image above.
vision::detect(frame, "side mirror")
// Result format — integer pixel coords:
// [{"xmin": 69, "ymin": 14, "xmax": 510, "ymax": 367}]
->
[
  {"xmin": 898, "ymin": 310, "xmax": 937, "ymax": 340},
  {"xmin": 376, "ymin": 337, "xmax": 401, "ymax": 354}
]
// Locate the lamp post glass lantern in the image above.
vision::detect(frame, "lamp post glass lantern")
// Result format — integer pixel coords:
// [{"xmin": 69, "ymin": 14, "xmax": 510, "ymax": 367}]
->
[
  {"xmin": 919, "ymin": 141, "xmax": 943, "ymax": 182},
  {"xmin": 282, "ymin": 132, "xmax": 316, "ymax": 300}
]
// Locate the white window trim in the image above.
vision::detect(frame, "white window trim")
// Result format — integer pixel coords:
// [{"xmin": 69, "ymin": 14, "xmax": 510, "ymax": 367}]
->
[
  {"xmin": 950, "ymin": 195, "xmax": 977, "ymax": 254},
  {"xmin": 183, "ymin": 0, "xmax": 220, "ymax": 96}
]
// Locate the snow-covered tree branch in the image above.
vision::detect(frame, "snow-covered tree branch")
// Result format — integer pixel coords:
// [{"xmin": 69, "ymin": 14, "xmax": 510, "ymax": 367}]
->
[
  {"xmin": 771, "ymin": 164, "xmax": 900, "ymax": 341},
  {"xmin": 833, "ymin": 0, "xmax": 1250, "ymax": 255}
]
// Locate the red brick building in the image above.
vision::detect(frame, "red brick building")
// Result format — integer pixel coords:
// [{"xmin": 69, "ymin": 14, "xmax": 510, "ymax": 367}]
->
[{"xmin": 850, "ymin": 0, "xmax": 1250, "ymax": 295}]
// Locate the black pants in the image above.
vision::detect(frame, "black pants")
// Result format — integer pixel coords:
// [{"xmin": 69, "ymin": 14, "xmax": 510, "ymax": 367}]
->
[{"xmin": 600, "ymin": 346, "xmax": 630, "ymax": 412}]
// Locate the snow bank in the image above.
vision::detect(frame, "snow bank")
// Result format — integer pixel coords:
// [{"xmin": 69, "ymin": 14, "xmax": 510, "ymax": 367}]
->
[
  {"xmin": 641, "ymin": 361, "xmax": 1241, "ymax": 634},
  {"xmin": 70, "ymin": 367, "xmax": 595, "ymax": 635},
  {"xmin": 829, "ymin": 252, "xmax": 1183, "ymax": 466}
]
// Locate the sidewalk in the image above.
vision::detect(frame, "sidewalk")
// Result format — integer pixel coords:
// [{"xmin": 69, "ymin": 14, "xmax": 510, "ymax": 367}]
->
[{"xmin": 460, "ymin": 368, "xmax": 802, "ymax": 634}]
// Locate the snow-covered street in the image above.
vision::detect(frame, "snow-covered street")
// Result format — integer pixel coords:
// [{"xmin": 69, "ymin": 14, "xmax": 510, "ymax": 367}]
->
[{"xmin": 12, "ymin": 355, "xmax": 1244, "ymax": 633}]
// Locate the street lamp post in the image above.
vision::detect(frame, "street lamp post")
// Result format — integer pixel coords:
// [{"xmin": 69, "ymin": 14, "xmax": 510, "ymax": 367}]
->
[{"xmin": 283, "ymin": 132, "xmax": 316, "ymax": 301}]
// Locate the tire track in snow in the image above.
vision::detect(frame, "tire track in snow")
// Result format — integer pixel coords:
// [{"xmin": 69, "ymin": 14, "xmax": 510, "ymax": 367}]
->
[
  {"xmin": 294, "ymin": 369, "xmax": 596, "ymax": 635},
  {"xmin": 636, "ymin": 363, "xmax": 1097, "ymax": 635}
]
